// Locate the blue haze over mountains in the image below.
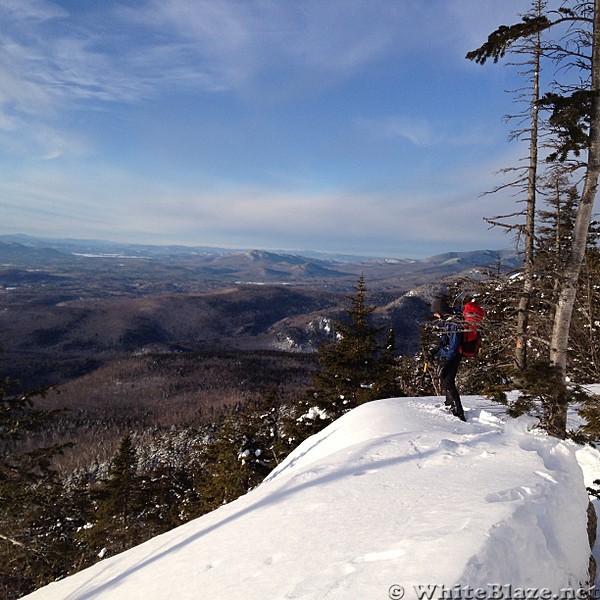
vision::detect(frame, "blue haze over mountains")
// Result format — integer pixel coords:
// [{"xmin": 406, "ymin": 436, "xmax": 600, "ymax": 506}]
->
[
  {"xmin": 0, "ymin": 234, "xmax": 519, "ymax": 290},
  {"xmin": 0, "ymin": 233, "xmax": 519, "ymax": 405}
]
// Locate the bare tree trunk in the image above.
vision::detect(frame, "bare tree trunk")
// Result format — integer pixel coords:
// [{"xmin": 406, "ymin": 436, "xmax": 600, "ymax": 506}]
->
[
  {"xmin": 548, "ymin": 0, "xmax": 600, "ymax": 437},
  {"xmin": 516, "ymin": 7, "xmax": 542, "ymax": 372}
]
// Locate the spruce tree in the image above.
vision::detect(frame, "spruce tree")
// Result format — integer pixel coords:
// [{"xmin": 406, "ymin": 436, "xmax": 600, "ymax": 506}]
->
[
  {"xmin": 0, "ymin": 380, "xmax": 75, "ymax": 598},
  {"xmin": 195, "ymin": 413, "xmax": 244, "ymax": 511},
  {"xmin": 532, "ymin": 176, "xmax": 600, "ymax": 381},
  {"xmin": 290, "ymin": 275, "xmax": 401, "ymax": 441},
  {"xmin": 236, "ymin": 389, "xmax": 288, "ymax": 476},
  {"xmin": 570, "ymin": 245, "xmax": 600, "ymax": 381},
  {"xmin": 80, "ymin": 434, "xmax": 148, "ymax": 561},
  {"xmin": 311, "ymin": 275, "xmax": 380, "ymax": 412},
  {"xmin": 468, "ymin": 1, "xmax": 600, "ymax": 437},
  {"xmin": 97, "ymin": 434, "xmax": 139, "ymax": 526}
]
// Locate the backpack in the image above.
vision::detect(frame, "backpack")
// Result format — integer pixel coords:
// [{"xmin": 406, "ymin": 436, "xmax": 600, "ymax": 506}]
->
[{"xmin": 459, "ymin": 301, "xmax": 484, "ymax": 358}]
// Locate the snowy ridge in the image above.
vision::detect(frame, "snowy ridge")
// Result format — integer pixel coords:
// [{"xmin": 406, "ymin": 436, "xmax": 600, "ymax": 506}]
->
[{"xmin": 25, "ymin": 396, "xmax": 599, "ymax": 600}]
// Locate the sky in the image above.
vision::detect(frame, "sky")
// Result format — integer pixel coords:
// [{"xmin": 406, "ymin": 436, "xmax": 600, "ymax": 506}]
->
[
  {"xmin": 24, "ymin": 393, "xmax": 600, "ymax": 599},
  {"xmin": 0, "ymin": 0, "xmax": 543, "ymax": 258}
]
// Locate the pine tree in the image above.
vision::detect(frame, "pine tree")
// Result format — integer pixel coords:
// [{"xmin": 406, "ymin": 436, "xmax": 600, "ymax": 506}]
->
[
  {"xmin": 80, "ymin": 434, "xmax": 148, "ymax": 560},
  {"xmin": 289, "ymin": 275, "xmax": 401, "ymax": 441},
  {"xmin": 468, "ymin": 1, "xmax": 600, "ymax": 437},
  {"xmin": 536, "ymin": 172, "xmax": 581, "ymax": 293},
  {"xmin": 376, "ymin": 327, "xmax": 404, "ymax": 400},
  {"xmin": 195, "ymin": 389, "xmax": 290, "ymax": 512},
  {"xmin": 237, "ymin": 388, "xmax": 288, "ymax": 475},
  {"xmin": 512, "ymin": 0, "xmax": 544, "ymax": 373},
  {"xmin": 532, "ymin": 175, "xmax": 600, "ymax": 381},
  {"xmin": 516, "ymin": 171, "xmax": 582, "ymax": 366},
  {"xmin": 98, "ymin": 435, "xmax": 139, "ymax": 525},
  {"xmin": 0, "ymin": 379, "xmax": 75, "ymax": 598},
  {"xmin": 567, "ymin": 241, "xmax": 600, "ymax": 382}
]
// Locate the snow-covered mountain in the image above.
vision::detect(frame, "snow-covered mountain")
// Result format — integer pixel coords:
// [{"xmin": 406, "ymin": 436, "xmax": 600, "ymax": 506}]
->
[{"xmin": 25, "ymin": 393, "xmax": 600, "ymax": 599}]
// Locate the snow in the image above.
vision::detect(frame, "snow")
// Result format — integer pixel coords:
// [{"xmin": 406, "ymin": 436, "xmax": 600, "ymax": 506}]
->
[{"xmin": 24, "ymin": 394, "xmax": 599, "ymax": 600}]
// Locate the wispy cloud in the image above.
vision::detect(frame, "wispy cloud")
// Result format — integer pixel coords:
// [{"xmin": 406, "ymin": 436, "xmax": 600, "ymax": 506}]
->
[
  {"xmin": 356, "ymin": 116, "xmax": 436, "ymax": 147},
  {"xmin": 1, "ymin": 6, "xmax": 139, "ymax": 110},
  {"xmin": 0, "ymin": 1, "xmax": 409, "ymax": 157},
  {"xmin": 122, "ymin": 0, "xmax": 407, "ymax": 98},
  {"xmin": 0, "ymin": 0, "xmax": 524, "ymax": 157},
  {"xmin": 1, "ymin": 0, "xmax": 67, "ymax": 22},
  {"xmin": 0, "ymin": 3, "xmax": 146, "ymax": 158},
  {"xmin": 355, "ymin": 114, "xmax": 506, "ymax": 149}
]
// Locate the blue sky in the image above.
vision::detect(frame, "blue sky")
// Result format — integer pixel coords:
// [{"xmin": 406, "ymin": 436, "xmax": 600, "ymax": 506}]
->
[{"xmin": 0, "ymin": 0, "xmax": 532, "ymax": 258}]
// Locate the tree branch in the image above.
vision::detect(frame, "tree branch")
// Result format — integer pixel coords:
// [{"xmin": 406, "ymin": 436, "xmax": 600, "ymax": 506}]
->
[{"xmin": 466, "ymin": 16, "xmax": 552, "ymax": 64}]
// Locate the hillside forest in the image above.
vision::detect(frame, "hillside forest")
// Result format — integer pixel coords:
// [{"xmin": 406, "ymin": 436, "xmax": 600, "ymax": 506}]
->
[{"xmin": 4, "ymin": 1, "xmax": 600, "ymax": 598}]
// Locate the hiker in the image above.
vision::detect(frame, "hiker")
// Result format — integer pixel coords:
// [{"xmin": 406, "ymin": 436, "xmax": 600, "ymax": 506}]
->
[{"xmin": 428, "ymin": 297, "xmax": 466, "ymax": 422}]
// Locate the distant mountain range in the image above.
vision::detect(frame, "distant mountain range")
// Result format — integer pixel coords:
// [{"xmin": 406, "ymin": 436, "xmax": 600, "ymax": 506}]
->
[{"xmin": 0, "ymin": 234, "xmax": 520, "ymax": 292}]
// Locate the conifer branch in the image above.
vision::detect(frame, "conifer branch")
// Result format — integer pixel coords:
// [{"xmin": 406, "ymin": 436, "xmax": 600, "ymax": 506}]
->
[{"xmin": 466, "ymin": 16, "xmax": 552, "ymax": 64}]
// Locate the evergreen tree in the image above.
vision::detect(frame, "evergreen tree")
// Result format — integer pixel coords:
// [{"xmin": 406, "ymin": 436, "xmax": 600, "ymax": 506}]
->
[
  {"xmin": 0, "ymin": 380, "xmax": 76, "ymax": 598},
  {"xmin": 505, "ymin": 171, "xmax": 584, "ymax": 371},
  {"xmin": 146, "ymin": 462, "xmax": 199, "ymax": 526},
  {"xmin": 568, "ymin": 242, "xmax": 600, "ymax": 382},
  {"xmin": 468, "ymin": 1, "xmax": 600, "ymax": 437},
  {"xmin": 536, "ymin": 172, "xmax": 581, "ymax": 291},
  {"xmin": 513, "ymin": 0, "xmax": 544, "ymax": 373},
  {"xmin": 80, "ymin": 434, "xmax": 149, "ymax": 561},
  {"xmin": 289, "ymin": 275, "xmax": 401, "ymax": 441},
  {"xmin": 196, "ymin": 412, "xmax": 254, "ymax": 512},
  {"xmin": 376, "ymin": 327, "xmax": 404, "ymax": 400},
  {"xmin": 195, "ymin": 389, "xmax": 290, "ymax": 512},
  {"xmin": 237, "ymin": 388, "xmax": 289, "ymax": 474},
  {"xmin": 97, "ymin": 435, "xmax": 139, "ymax": 526},
  {"xmin": 532, "ymin": 174, "xmax": 600, "ymax": 381}
]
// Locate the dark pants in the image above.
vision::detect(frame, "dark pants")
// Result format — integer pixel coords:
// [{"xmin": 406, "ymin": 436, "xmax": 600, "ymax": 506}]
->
[{"xmin": 439, "ymin": 355, "xmax": 465, "ymax": 420}]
